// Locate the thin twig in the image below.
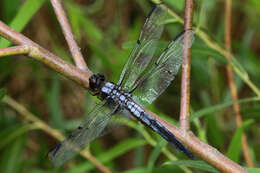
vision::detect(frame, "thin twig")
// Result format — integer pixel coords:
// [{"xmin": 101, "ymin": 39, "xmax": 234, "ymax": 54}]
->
[
  {"xmin": 0, "ymin": 21, "xmax": 93, "ymax": 88},
  {"xmin": 0, "ymin": 45, "xmax": 29, "ymax": 56},
  {"xmin": 179, "ymin": 0, "xmax": 194, "ymax": 131},
  {"xmin": 3, "ymin": 96, "xmax": 111, "ymax": 173},
  {"xmin": 224, "ymin": 0, "xmax": 253, "ymax": 167},
  {"xmin": 50, "ymin": 0, "xmax": 89, "ymax": 71}
]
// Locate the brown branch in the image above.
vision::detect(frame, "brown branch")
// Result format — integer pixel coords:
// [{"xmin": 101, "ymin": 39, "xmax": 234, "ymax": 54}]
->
[
  {"xmin": 50, "ymin": 0, "xmax": 89, "ymax": 71},
  {"xmin": 3, "ymin": 96, "xmax": 111, "ymax": 173},
  {"xmin": 0, "ymin": 45, "xmax": 29, "ymax": 56},
  {"xmin": 0, "ymin": 21, "xmax": 92, "ymax": 88},
  {"xmin": 224, "ymin": 0, "xmax": 253, "ymax": 167},
  {"xmin": 143, "ymin": 107, "xmax": 248, "ymax": 173},
  {"xmin": 179, "ymin": 0, "xmax": 194, "ymax": 131}
]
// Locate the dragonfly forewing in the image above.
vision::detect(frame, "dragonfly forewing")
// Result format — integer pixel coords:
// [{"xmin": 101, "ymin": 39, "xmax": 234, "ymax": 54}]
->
[
  {"xmin": 132, "ymin": 30, "xmax": 195, "ymax": 105},
  {"xmin": 118, "ymin": 4, "xmax": 167, "ymax": 91},
  {"xmin": 48, "ymin": 101, "xmax": 118, "ymax": 167}
]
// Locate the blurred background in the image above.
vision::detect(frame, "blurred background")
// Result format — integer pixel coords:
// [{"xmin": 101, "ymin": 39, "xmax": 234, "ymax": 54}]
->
[{"xmin": 0, "ymin": 0, "xmax": 260, "ymax": 172}]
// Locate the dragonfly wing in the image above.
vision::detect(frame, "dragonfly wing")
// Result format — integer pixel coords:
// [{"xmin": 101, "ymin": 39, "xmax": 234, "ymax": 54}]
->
[
  {"xmin": 48, "ymin": 101, "xmax": 118, "ymax": 167},
  {"xmin": 132, "ymin": 30, "xmax": 195, "ymax": 106},
  {"xmin": 99, "ymin": 109, "xmax": 130, "ymax": 137},
  {"xmin": 118, "ymin": 4, "xmax": 167, "ymax": 91}
]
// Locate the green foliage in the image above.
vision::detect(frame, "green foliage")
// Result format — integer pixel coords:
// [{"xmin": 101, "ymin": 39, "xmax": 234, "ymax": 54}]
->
[
  {"xmin": 0, "ymin": 0, "xmax": 260, "ymax": 172},
  {"xmin": 226, "ymin": 119, "xmax": 254, "ymax": 162},
  {"xmin": 0, "ymin": 136, "xmax": 26, "ymax": 173},
  {"xmin": 0, "ymin": 123, "xmax": 37, "ymax": 149},
  {"xmin": 65, "ymin": 138, "xmax": 146, "ymax": 173},
  {"xmin": 0, "ymin": 0, "xmax": 46, "ymax": 48},
  {"xmin": 247, "ymin": 168, "xmax": 260, "ymax": 173},
  {"xmin": 0, "ymin": 88, "xmax": 7, "ymax": 101},
  {"xmin": 147, "ymin": 140, "xmax": 167, "ymax": 172},
  {"xmin": 191, "ymin": 97, "xmax": 260, "ymax": 121},
  {"xmin": 47, "ymin": 74, "xmax": 65, "ymax": 129}
]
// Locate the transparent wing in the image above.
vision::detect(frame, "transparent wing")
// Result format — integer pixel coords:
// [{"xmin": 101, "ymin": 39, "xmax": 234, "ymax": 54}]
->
[
  {"xmin": 48, "ymin": 101, "xmax": 118, "ymax": 167},
  {"xmin": 118, "ymin": 4, "xmax": 167, "ymax": 91},
  {"xmin": 132, "ymin": 30, "xmax": 195, "ymax": 106},
  {"xmin": 99, "ymin": 109, "xmax": 130, "ymax": 136}
]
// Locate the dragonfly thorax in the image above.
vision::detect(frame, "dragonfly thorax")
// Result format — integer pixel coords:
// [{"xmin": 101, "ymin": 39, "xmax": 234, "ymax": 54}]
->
[
  {"xmin": 100, "ymin": 82, "xmax": 132, "ymax": 107},
  {"xmin": 89, "ymin": 74, "xmax": 132, "ymax": 106}
]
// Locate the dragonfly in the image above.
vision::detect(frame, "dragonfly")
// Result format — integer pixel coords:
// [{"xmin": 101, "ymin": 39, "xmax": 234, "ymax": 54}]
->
[{"xmin": 48, "ymin": 4, "xmax": 195, "ymax": 167}]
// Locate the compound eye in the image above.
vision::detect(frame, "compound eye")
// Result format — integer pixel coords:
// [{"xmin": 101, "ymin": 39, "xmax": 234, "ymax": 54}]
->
[
  {"xmin": 89, "ymin": 75, "xmax": 98, "ymax": 90},
  {"xmin": 89, "ymin": 74, "xmax": 106, "ymax": 92}
]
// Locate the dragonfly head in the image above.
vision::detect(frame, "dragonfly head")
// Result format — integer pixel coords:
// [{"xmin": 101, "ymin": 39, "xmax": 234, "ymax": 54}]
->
[{"xmin": 89, "ymin": 74, "xmax": 106, "ymax": 93}]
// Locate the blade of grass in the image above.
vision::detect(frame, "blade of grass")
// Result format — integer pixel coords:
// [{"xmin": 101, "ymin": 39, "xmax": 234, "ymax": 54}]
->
[
  {"xmin": 226, "ymin": 119, "xmax": 254, "ymax": 162},
  {"xmin": 0, "ymin": 136, "xmax": 25, "ymax": 173},
  {"xmin": 191, "ymin": 97, "xmax": 260, "ymax": 121},
  {"xmin": 65, "ymin": 1, "xmax": 103, "ymax": 43},
  {"xmin": 0, "ymin": 0, "xmax": 46, "ymax": 48},
  {"xmin": 65, "ymin": 138, "xmax": 146, "ymax": 173},
  {"xmin": 147, "ymin": 140, "xmax": 167, "ymax": 173},
  {"xmin": 2, "ymin": 0, "xmax": 20, "ymax": 22},
  {"xmin": 0, "ymin": 88, "xmax": 7, "ymax": 101},
  {"xmin": 246, "ymin": 168, "xmax": 260, "ymax": 173},
  {"xmin": 28, "ymin": 169, "xmax": 52, "ymax": 173},
  {"xmin": 133, "ymin": 135, "xmax": 145, "ymax": 167},
  {"xmin": 0, "ymin": 123, "xmax": 38, "ymax": 149},
  {"xmin": 163, "ymin": 160, "xmax": 220, "ymax": 173},
  {"xmin": 48, "ymin": 74, "xmax": 65, "ymax": 129},
  {"xmin": 123, "ymin": 167, "xmax": 147, "ymax": 173}
]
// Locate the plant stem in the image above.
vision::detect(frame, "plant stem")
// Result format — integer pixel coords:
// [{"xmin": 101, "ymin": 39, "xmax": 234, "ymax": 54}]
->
[
  {"xmin": 179, "ymin": 0, "xmax": 194, "ymax": 131},
  {"xmin": 50, "ymin": 0, "xmax": 88, "ymax": 71},
  {"xmin": 224, "ymin": 0, "xmax": 253, "ymax": 168}
]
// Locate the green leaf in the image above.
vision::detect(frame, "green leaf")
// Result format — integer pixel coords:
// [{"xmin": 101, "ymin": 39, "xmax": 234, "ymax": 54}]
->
[
  {"xmin": 163, "ymin": 160, "xmax": 220, "ymax": 173},
  {"xmin": 226, "ymin": 119, "xmax": 254, "ymax": 162},
  {"xmin": 147, "ymin": 140, "xmax": 167, "ymax": 173},
  {"xmin": 65, "ymin": 138, "xmax": 146, "ymax": 173},
  {"xmin": 0, "ymin": 0, "xmax": 46, "ymax": 48},
  {"xmin": 0, "ymin": 88, "xmax": 7, "ymax": 101},
  {"xmin": 191, "ymin": 97, "xmax": 260, "ymax": 121}
]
